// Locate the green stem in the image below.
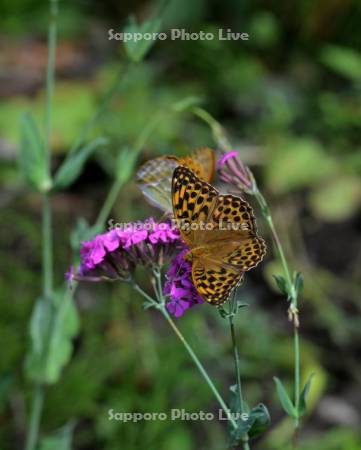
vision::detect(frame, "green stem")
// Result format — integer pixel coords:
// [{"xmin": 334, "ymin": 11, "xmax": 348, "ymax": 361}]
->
[
  {"xmin": 69, "ymin": 61, "xmax": 131, "ymax": 155},
  {"xmin": 294, "ymin": 327, "xmax": 300, "ymax": 429},
  {"xmin": 229, "ymin": 311, "xmax": 250, "ymax": 450},
  {"xmin": 95, "ymin": 176, "xmax": 125, "ymax": 230},
  {"xmin": 192, "ymin": 106, "xmax": 301, "ymax": 440},
  {"xmin": 134, "ymin": 282, "xmax": 238, "ymax": 430},
  {"xmin": 152, "ymin": 267, "xmax": 164, "ymax": 305},
  {"xmin": 44, "ymin": 0, "xmax": 58, "ymax": 168},
  {"xmin": 25, "ymin": 385, "xmax": 44, "ymax": 450},
  {"xmin": 229, "ymin": 317, "xmax": 244, "ymax": 412},
  {"xmin": 133, "ymin": 283, "xmax": 159, "ymax": 307},
  {"xmin": 254, "ymin": 189, "xmax": 300, "ymax": 434},
  {"xmin": 94, "ymin": 112, "xmax": 164, "ymax": 229},
  {"xmin": 192, "ymin": 106, "xmax": 231, "ymax": 151},
  {"xmin": 160, "ymin": 307, "xmax": 238, "ymax": 430},
  {"xmin": 42, "ymin": 193, "xmax": 53, "ymax": 298},
  {"xmin": 25, "ymin": 2, "xmax": 58, "ymax": 449},
  {"xmin": 254, "ymin": 191, "xmax": 293, "ymax": 293}
]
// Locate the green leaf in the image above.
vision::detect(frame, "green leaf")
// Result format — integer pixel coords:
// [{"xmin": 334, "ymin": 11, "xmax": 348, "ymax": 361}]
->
[
  {"xmin": 309, "ymin": 176, "xmax": 361, "ymax": 222},
  {"xmin": 293, "ymin": 271, "xmax": 304, "ymax": 296},
  {"xmin": 273, "ymin": 377, "xmax": 297, "ymax": 418},
  {"xmin": 18, "ymin": 112, "xmax": 51, "ymax": 192},
  {"xmin": 298, "ymin": 373, "xmax": 315, "ymax": 417},
  {"xmin": 228, "ymin": 385, "xmax": 249, "ymax": 446},
  {"xmin": 123, "ymin": 15, "xmax": 161, "ymax": 62},
  {"xmin": 229, "ymin": 384, "xmax": 250, "ymax": 416},
  {"xmin": 25, "ymin": 289, "xmax": 80, "ymax": 384},
  {"xmin": 39, "ymin": 422, "xmax": 74, "ymax": 450},
  {"xmin": 53, "ymin": 137, "xmax": 107, "ymax": 189},
  {"xmin": 266, "ymin": 138, "xmax": 337, "ymax": 194},
  {"xmin": 273, "ymin": 275, "xmax": 289, "ymax": 297},
  {"xmin": 320, "ymin": 45, "xmax": 361, "ymax": 82},
  {"xmin": 248, "ymin": 403, "xmax": 271, "ymax": 438},
  {"xmin": 228, "ymin": 399, "xmax": 271, "ymax": 446}
]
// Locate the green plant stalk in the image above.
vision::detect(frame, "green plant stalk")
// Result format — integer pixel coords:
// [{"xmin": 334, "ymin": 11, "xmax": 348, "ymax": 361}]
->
[
  {"xmin": 69, "ymin": 61, "xmax": 132, "ymax": 155},
  {"xmin": 228, "ymin": 297, "xmax": 250, "ymax": 450},
  {"xmin": 294, "ymin": 327, "xmax": 300, "ymax": 428},
  {"xmin": 68, "ymin": 0, "xmax": 172, "ymax": 156},
  {"xmin": 254, "ymin": 189, "xmax": 300, "ymax": 431},
  {"xmin": 161, "ymin": 307, "xmax": 238, "ymax": 431},
  {"xmin": 25, "ymin": 1, "xmax": 58, "ymax": 449},
  {"xmin": 192, "ymin": 106, "xmax": 231, "ymax": 151},
  {"xmin": 133, "ymin": 280, "xmax": 238, "ymax": 430},
  {"xmin": 42, "ymin": 194, "xmax": 53, "ymax": 298},
  {"xmin": 193, "ymin": 106, "xmax": 301, "ymax": 434},
  {"xmin": 24, "ymin": 384, "xmax": 44, "ymax": 450},
  {"xmin": 95, "ymin": 112, "xmax": 165, "ymax": 228},
  {"xmin": 95, "ymin": 176, "xmax": 125, "ymax": 230}
]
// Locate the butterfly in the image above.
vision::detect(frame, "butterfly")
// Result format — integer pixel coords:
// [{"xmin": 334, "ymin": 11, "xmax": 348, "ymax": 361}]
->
[
  {"xmin": 172, "ymin": 165, "xmax": 266, "ymax": 305},
  {"xmin": 136, "ymin": 147, "xmax": 215, "ymax": 212}
]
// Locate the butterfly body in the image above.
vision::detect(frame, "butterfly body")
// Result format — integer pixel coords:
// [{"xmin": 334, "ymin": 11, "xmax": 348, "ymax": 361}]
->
[{"xmin": 172, "ymin": 165, "xmax": 266, "ymax": 306}]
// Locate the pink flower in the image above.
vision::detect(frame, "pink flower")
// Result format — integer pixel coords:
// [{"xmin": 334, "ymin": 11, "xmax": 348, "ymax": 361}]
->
[
  {"xmin": 164, "ymin": 250, "xmax": 204, "ymax": 317},
  {"xmin": 218, "ymin": 150, "xmax": 256, "ymax": 193},
  {"xmin": 69, "ymin": 219, "xmax": 181, "ymax": 282}
]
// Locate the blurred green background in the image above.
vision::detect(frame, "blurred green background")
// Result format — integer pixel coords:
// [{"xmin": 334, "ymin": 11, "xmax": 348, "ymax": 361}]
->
[{"xmin": 1, "ymin": 0, "xmax": 361, "ymax": 449}]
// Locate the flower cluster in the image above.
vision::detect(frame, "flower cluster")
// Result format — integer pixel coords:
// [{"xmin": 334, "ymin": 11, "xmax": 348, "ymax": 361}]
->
[
  {"xmin": 70, "ymin": 149, "xmax": 257, "ymax": 318},
  {"xmin": 69, "ymin": 219, "xmax": 180, "ymax": 282},
  {"xmin": 163, "ymin": 250, "xmax": 204, "ymax": 317}
]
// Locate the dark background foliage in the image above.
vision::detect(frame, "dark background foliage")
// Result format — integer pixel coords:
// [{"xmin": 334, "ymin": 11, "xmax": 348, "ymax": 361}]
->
[{"xmin": 0, "ymin": 0, "xmax": 360, "ymax": 449}]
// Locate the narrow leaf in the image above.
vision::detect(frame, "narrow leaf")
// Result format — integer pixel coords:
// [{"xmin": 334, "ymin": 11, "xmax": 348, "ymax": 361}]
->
[
  {"xmin": 53, "ymin": 137, "xmax": 107, "ymax": 189},
  {"xmin": 18, "ymin": 112, "xmax": 51, "ymax": 192},
  {"xmin": 293, "ymin": 271, "xmax": 304, "ymax": 296},
  {"xmin": 298, "ymin": 373, "xmax": 315, "ymax": 417},
  {"xmin": 273, "ymin": 274, "xmax": 289, "ymax": 297},
  {"xmin": 320, "ymin": 45, "xmax": 361, "ymax": 82},
  {"xmin": 273, "ymin": 377, "xmax": 297, "ymax": 418},
  {"xmin": 123, "ymin": 15, "xmax": 161, "ymax": 62},
  {"xmin": 228, "ymin": 401, "xmax": 271, "ymax": 446}
]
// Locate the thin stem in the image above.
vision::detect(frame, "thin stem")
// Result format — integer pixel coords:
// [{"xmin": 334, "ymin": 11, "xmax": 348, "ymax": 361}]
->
[
  {"xmin": 94, "ymin": 112, "xmax": 164, "ymax": 229},
  {"xmin": 25, "ymin": 1, "xmax": 58, "ymax": 449},
  {"xmin": 24, "ymin": 385, "xmax": 44, "ymax": 450},
  {"xmin": 133, "ymin": 281, "xmax": 238, "ymax": 430},
  {"xmin": 133, "ymin": 283, "xmax": 159, "ymax": 307},
  {"xmin": 69, "ymin": 61, "xmax": 131, "ymax": 155},
  {"xmin": 95, "ymin": 176, "xmax": 125, "ymax": 230},
  {"xmin": 294, "ymin": 327, "xmax": 300, "ymax": 428},
  {"xmin": 229, "ymin": 317, "xmax": 244, "ymax": 412},
  {"xmin": 192, "ymin": 106, "xmax": 231, "ymax": 151},
  {"xmin": 44, "ymin": 0, "xmax": 58, "ymax": 167},
  {"xmin": 42, "ymin": 194, "xmax": 53, "ymax": 298},
  {"xmin": 254, "ymin": 189, "xmax": 301, "ymax": 435},
  {"xmin": 254, "ymin": 191, "xmax": 293, "ymax": 294},
  {"xmin": 153, "ymin": 267, "xmax": 164, "ymax": 305},
  {"xmin": 42, "ymin": 0, "xmax": 58, "ymax": 297},
  {"xmin": 229, "ymin": 309, "xmax": 250, "ymax": 450},
  {"xmin": 160, "ymin": 307, "xmax": 238, "ymax": 430}
]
